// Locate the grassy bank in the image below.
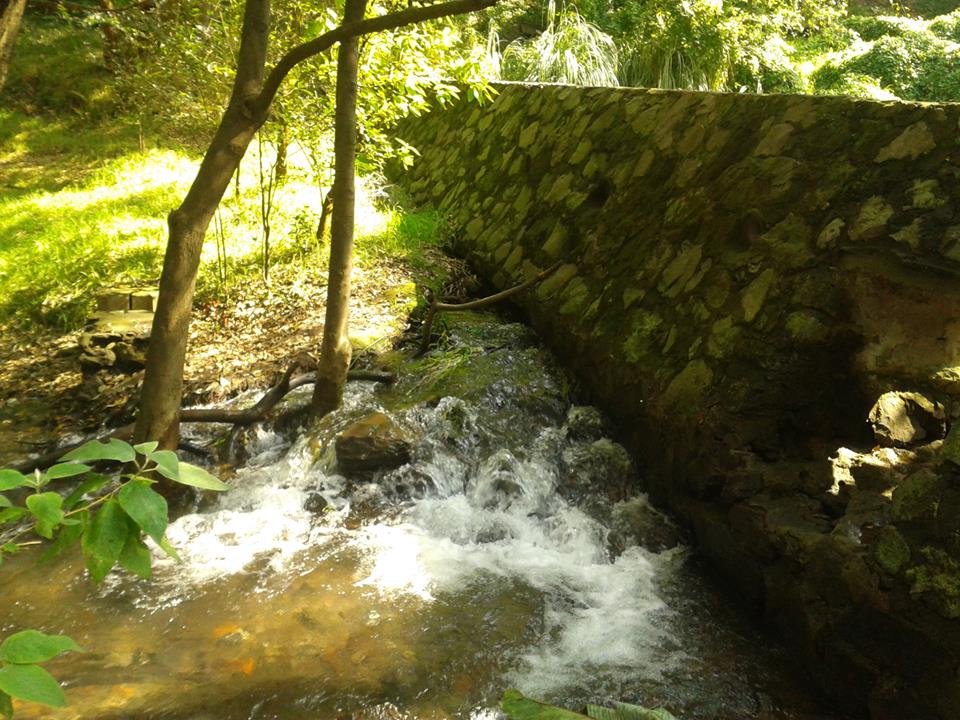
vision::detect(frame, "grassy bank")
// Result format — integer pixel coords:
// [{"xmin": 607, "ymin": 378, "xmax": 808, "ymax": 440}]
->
[{"xmin": 0, "ymin": 105, "xmax": 443, "ymax": 330}]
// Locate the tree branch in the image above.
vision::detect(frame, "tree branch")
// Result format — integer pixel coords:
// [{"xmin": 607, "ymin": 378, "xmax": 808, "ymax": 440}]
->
[
  {"xmin": 254, "ymin": 0, "xmax": 499, "ymax": 113},
  {"xmin": 419, "ymin": 261, "xmax": 563, "ymax": 354}
]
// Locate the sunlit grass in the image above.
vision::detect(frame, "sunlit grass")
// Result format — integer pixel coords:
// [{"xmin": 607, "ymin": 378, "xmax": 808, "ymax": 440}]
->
[{"xmin": 0, "ymin": 111, "xmax": 442, "ymax": 330}]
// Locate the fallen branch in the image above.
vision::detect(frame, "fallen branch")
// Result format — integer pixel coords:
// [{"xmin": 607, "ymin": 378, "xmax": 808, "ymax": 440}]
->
[
  {"xmin": 9, "ymin": 367, "xmax": 394, "ymax": 473},
  {"xmin": 419, "ymin": 260, "xmax": 563, "ymax": 355}
]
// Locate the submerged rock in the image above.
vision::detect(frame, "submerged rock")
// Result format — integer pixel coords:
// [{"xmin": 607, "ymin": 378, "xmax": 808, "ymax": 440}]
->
[{"xmin": 335, "ymin": 412, "xmax": 414, "ymax": 475}]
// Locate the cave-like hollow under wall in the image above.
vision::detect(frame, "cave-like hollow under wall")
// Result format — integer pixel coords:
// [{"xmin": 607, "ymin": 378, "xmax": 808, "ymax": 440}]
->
[{"xmin": 393, "ymin": 83, "xmax": 960, "ymax": 718}]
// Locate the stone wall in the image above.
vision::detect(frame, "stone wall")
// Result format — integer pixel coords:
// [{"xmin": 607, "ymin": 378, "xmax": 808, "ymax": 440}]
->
[{"xmin": 393, "ymin": 83, "xmax": 960, "ymax": 719}]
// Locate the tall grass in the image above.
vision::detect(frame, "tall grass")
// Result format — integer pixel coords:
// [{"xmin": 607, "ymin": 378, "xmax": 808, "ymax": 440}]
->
[{"xmin": 492, "ymin": 0, "xmax": 619, "ymax": 86}]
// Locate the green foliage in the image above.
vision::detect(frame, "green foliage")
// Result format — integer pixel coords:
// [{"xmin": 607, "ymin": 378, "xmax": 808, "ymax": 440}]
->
[
  {"xmin": 495, "ymin": 0, "xmax": 619, "ymax": 86},
  {"xmin": 839, "ymin": 30, "xmax": 960, "ymax": 100},
  {"xmin": 0, "ymin": 630, "xmax": 81, "ymax": 717},
  {"xmin": 500, "ymin": 690, "xmax": 678, "ymax": 720},
  {"xmin": 2, "ymin": 14, "xmax": 115, "ymax": 119},
  {"xmin": 929, "ymin": 9, "xmax": 960, "ymax": 42},
  {"xmin": 0, "ymin": 439, "xmax": 228, "ymax": 579}
]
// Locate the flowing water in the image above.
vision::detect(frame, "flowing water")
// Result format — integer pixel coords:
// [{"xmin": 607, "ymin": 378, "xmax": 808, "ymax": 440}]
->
[{"xmin": 0, "ymin": 313, "xmax": 836, "ymax": 720}]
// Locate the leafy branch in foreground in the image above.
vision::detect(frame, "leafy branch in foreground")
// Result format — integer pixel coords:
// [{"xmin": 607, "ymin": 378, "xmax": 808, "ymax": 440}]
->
[
  {"xmin": 0, "ymin": 631, "xmax": 82, "ymax": 719},
  {"xmin": 0, "ymin": 439, "xmax": 229, "ymax": 716},
  {"xmin": 0, "ymin": 438, "xmax": 228, "ymax": 580}
]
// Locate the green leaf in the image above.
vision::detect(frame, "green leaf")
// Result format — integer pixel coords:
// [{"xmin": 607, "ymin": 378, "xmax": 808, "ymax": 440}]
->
[
  {"xmin": 0, "ymin": 495, "xmax": 10, "ymax": 508},
  {"xmin": 1, "ymin": 543, "xmax": 19, "ymax": 555},
  {"xmin": 60, "ymin": 439, "xmax": 136, "ymax": 464},
  {"xmin": 0, "ymin": 508, "xmax": 28, "ymax": 524},
  {"xmin": 0, "ymin": 630, "xmax": 81, "ymax": 665},
  {"xmin": 501, "ymin": 690, "xmax": 589, "ymax": 720},
  {"xmin": 118, "ymin": 480, "xmax": 167, "ymax": 545},
  {"xmin": 118, "ymin": 534, "xmax": 152, "ymax": 580},
  {"xmin": 158, "ymin": 536, "xmax": 181, "ymax": 562},
  {"xmin": 25, "ymin": 493, "xmax": 64, "ymax": 540},
  {"xmin": 81, "ymin": 500, "xmax": 130, "ymax": 583},
  {"xmin": 39, "ymin": 517, "xmax": 85, "ymax": 565},
  {"xmin": 133, "ymin": 441, "xmax": 159, "ymax": 456},
  {"xmin": 63, "ymin": 474, "xmax": 111, "ymax": 510},
  {"xmin": 44, "ymin": 463, "xmax": 90, "ymax": 481},
  {"xmin": 0, "ymin": 470, "xmax": 27, "ymax": 492},
  {"xmin": 0, "ymin": 690, "xmax": 12, "ymax": 719},
  {"xmin": 148, "ymin": 450, "xmax": 180, "ymax": 482},
  {"xmin": 174, "ymin": 462, "xmax": 229, "ymax": 491},
  {"xmin": 0, "ymin": 664, "xmax": 65, "ymax": 708}
]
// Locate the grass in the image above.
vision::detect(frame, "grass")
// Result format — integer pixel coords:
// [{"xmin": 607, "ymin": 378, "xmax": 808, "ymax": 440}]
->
[
  {"xmin": 0, "ymin": 107, "xmax": 444, "ymax": 331},
  {"xmin": 3, "ymin": 13, "xmax": 116, "ymax": 119}
]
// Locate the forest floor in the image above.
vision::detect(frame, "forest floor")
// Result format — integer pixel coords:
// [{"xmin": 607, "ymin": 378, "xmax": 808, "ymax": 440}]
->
[{"xmin": 0, "ymin": 258, "xmax": 424, "ymax": 467}]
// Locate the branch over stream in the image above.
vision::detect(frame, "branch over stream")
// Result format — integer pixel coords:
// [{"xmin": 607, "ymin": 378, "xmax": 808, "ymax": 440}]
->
[
  {"xmin": 11, "ymin": 367, "xmax": 393, "ymax": 473},
  {"xmin": 419, "ymin": 261, "xmax": 563, "ymax": 354}
]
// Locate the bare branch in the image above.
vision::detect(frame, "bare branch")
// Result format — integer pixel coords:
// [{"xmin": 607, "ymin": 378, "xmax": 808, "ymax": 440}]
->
[{"xmin": 419, "ymin": 261, "xmax": 563, "ymax": 354}]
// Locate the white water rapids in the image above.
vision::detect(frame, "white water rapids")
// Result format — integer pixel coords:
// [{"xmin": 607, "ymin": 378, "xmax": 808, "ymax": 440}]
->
[{"xmin": 1, "ymin": 314, "xmax": 832, "ymax": 719}]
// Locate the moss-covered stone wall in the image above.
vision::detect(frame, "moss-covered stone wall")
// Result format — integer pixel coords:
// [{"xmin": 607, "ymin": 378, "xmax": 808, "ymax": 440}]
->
[{"xmin": 393, "ymin": 84, "xmax": 960, "ymax": 719}]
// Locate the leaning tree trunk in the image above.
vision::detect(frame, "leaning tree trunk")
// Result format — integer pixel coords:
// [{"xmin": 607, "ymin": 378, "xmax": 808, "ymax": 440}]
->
[
  {"xmin": 0, "ymin": 0, "xmax": 28, "ymax": 91},
  {"xmin": 133, "ymin": 0, "xmax": 271, "ymax": 449},
  {"xmin": 311, "ymin": 0, "xmax": 367, "ymax": 418}
]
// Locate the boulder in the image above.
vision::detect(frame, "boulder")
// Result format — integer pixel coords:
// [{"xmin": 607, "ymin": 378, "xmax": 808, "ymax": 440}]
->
[
  {"xmin": 564, "ymin": 405, "xmax": 608, "ymax": 442},
  {"xmin": 868, "ymin": 391, "xmax": 945, "ymax": 447},
  {"xmin": 609, "ymin": 496, "xmax": 683, "ymax": 553},
  {"xmin": 560, "ymin": 438, "xmax": 638, "ymax": 502},
  {"xmin": 335, "ymin": 412, "xmax": 413, "ymax": 475}
]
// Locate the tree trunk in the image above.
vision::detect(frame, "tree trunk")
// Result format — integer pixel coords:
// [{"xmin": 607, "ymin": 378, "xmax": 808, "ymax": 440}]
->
[
  {"xmin": 133, "ymin": 0, "xmax": 499, "ymax": 449},
  {"xmin": 134, "ymin": 0, "xmax": 271, "ymax": 449},
  {"xmin": 0, "ymin": 0, "xmax": 28, "ymax": 91},
  {"xmin": 310, "ymin": 0, "xmax": 367, "ymax": 418}
]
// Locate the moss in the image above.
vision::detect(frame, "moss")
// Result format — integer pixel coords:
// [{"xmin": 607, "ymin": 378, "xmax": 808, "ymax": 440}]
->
[
  {"xmin": 658, "ymin": 244, "xmax": 703, "ymax": 298},
  {"xmin": 661, "ymin": 359, "xmax": 714, "ymax": 410},
  {"xmin": 816, "ymin": 218, "xmax": 846, "ymax": 249},
  {"xmin": 875, "ymin": 122, "xmax": 937, "ymax": 163},
  {"xmin": 740, "ymin": 269, "xmax": 777, "ymax": 323},
  {"xmin": 518, "ymin": 121, "xmax": 539, "ymax": 149},
  {"xmin": 907, "ymin": 547, "xmax": 960, "ymax": 619},
  {"xmin": 569, "ymin": 139, "xmax": 592, "ymax": 164},
  {"xmin": 707, "ymin": 316, "xmax": 740, "ymax": 358},
  {"xmin": 623, "ymin": 311, "xmax": 663, "ymax": 364},
  {"xmin": 558, "ymin": 278, "xmax": 589, "ymax": 316},
  {"xmin": 909, "ymin": 179, "xmax": 945, "ymax": 209},
  {"xmin": 622, "ymin": 287, "xmax": 646, "ymax": 309},
  {"xmin": 891, "ymin": 469, "xmax": 944, "ymax": 522},
  {"xmin": 874, "ymin": 526, "xmax": 912, "ymax": 575},
  {"xmin": 786, "ymin": 311, "xmax": 829, "ymax": 343},
  {"xmin": 940, "ymin": 423, "xmax": 960, "ymax": 466},
  {"xmin": 849, "ymin": 197, "xmax": 895, "ymax": 242}
]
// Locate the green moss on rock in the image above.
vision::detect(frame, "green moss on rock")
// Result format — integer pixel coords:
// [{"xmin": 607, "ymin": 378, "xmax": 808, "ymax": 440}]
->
[
  {"xmin": 874, "ymin": 526, "xmax": 912, "ymax": 575},
  {"xmin": 623, "ymin": 310, "xmax": 663, "ymax": 364},
  {"xmin": 741, "ymin": 268, "xmax": 777, "ymax": 323},
  {"xmin": 661, "ymin": 359, "xmax": 714, "ymax": 410},
  {"xmin": 907, "ymin": 547, "xmax": 960, "ymax": 619}
]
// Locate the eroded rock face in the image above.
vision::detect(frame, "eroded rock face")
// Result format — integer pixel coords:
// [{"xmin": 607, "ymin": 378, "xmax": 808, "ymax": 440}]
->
[
  {"xmin": 868, "ymin": 391, "xmax": 945, "ymax": 447},
  {"xmin": 335, "ymin": 412, "xmax": 413, "ymax": 475}
]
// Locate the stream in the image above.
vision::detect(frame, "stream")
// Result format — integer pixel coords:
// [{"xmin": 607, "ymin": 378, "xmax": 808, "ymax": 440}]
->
[{"xmin": 0, "ymin": 312, "xmax": 836, "ymax": 720}]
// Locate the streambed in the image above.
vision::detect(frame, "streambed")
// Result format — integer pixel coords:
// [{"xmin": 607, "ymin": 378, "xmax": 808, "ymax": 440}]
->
[{"xmin": 1, "ymin": 313, "xmax": 837, "ymax": 719}]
